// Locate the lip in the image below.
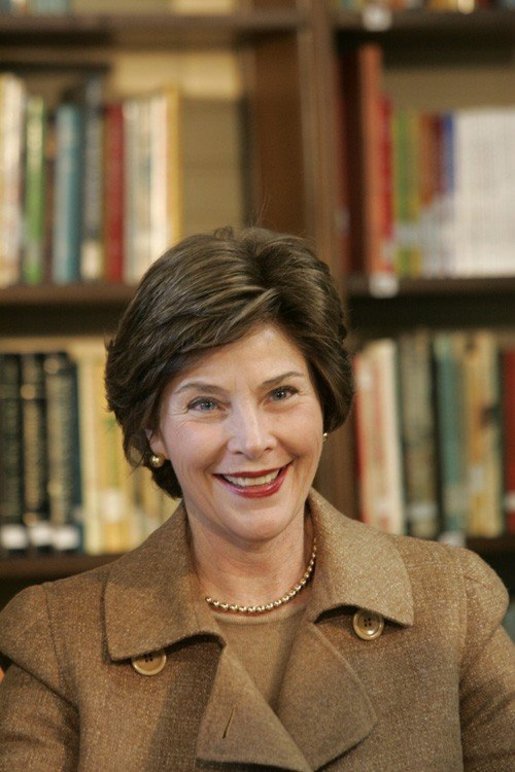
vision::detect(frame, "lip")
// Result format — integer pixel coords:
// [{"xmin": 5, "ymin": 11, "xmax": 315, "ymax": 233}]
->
[{"xmin": 214, "ymin": 464, "xmax": 290, "ymax": 498}]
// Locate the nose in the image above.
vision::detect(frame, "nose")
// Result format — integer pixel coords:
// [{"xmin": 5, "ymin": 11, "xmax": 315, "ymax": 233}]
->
[{"xmin": 226, "ymin": 404, "xmax": 276, "ymax": 459}]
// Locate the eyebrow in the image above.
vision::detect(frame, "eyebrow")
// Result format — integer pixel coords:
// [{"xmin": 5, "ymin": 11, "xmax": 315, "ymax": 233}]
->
[{"xmin": 173, "ymin": 370, "xmax": 306, "ymax": 396}]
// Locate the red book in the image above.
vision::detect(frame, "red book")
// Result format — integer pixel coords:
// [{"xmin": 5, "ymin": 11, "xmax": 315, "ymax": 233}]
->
[
  {"xmin": 339, "ymin": 44, "xmax": 392, "ymax": 278},
  {"xmin": 502, "ymin": 348, "xmax": 515, "ymax": 533},
  {"xmin": 104, "ymin": 102, "xmax": 125, "ymax": 283}
]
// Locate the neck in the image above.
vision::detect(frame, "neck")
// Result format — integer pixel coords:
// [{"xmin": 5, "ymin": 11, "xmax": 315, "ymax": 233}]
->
[{"xmin": 189, "ymin": 513, "xmax": 313, "ymax": 609}]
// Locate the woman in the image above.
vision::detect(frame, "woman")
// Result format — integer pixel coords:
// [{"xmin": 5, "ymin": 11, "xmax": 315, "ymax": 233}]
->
[{"xmin": 0, "ymin": 227, "xmax": 513, "ymax": 771}]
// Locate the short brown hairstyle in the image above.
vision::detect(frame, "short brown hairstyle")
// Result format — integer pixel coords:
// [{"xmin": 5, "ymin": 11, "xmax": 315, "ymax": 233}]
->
[{"xmin": 105, "ymin": 227, "xmax": 353, "ymax": 498}]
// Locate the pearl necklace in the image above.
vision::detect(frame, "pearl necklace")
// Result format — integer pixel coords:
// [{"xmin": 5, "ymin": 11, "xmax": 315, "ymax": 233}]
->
[{"xmin": 205, "ymin": 538, "xmax": 316, "ymax": 615}]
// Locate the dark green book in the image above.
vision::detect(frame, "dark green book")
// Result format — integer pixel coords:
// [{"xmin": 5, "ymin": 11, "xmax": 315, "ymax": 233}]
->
[
  {"xmin": 0, "ymin": 353, "xmax": 27, "ymax": 554},
  {"xmin": 20, "ymin": 352, "xmax": 51, "ymax": 551},
  {"xmin": 44, "ymin": 351, "xmax": 82, "ymax": 552}
]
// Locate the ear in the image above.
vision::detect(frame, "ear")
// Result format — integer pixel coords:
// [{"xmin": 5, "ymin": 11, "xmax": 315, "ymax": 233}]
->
[{"xmin": 145, "ymin": 428, "xmax": 167, "ymax": 458}]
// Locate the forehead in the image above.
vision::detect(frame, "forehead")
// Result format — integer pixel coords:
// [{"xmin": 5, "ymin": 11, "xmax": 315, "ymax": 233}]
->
[{"xmin": 170, "ymin": 324, "xmax": 310, "ymax": 388}]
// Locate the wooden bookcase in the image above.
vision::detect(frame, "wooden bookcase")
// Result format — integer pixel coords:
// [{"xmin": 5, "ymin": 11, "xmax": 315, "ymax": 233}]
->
[{"xmin": 1, "ymin": 1, "xmax": 515, "ymax": 609}]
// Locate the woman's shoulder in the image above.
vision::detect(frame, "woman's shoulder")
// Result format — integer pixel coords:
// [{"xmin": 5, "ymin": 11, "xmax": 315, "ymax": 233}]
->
[{"xmin": 385, "ymin": 530, "xmax": 509, "ymax": 627}]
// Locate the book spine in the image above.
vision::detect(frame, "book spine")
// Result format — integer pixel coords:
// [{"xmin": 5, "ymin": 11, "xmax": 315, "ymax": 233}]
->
[
  {"xmin": 398, "ymin": 331, "xmax": 439, "ymax": 539},
  {"xmin": 22, "ymin": 95, "xmax": 46, "ymax": 285},
  {"xmin": 0, "ymin": 73, "xmax": 25, "ymax": 288},
  {"xmin": 462, "ymin": 331, "xmax": 503, "ymax": 537},
  {"xmin": 104, "ymin": 101, "xmax": 125, "ymax": 282},
  {"xmin": 20, "ymin": 352, "xmax": 51, "ymax": 550},
  {"xmin": 0, "ymin": 353, "xmax": 27, "ymax": 554},
  {"xmin": 432, "ymin": 332, "xmax": 468, "ymax": 537},
  {"xmin": 52, "ymin": 102, "xmax": 83, "ymax": 284},
  {"xmin": 339, "ymin": 44, "xmax": 388, "ymax": 277},
  {"xmin": 502, "ymin": 347, "xmax": 515, "ymax": 534},
  {"xmin": 354, "ymin": 340, "xmax": 405, "ymax": 534},
  {"xmin": 80, "ymin": 75, "xmax": 105, "ymax": 281},
  {"xmin": 44, "ymin": 351, "xmax": 82, "ymax": 551}
]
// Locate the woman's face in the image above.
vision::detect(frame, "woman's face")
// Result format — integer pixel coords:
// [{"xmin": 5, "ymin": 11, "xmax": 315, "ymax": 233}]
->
[{"xmin": 150, "ymin": 323, "xmax": 324, "ymax": 549}]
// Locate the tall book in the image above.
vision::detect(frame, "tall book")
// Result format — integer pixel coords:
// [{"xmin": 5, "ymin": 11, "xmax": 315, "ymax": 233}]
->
[
  {"xmin": 52, "ymin": 102, "xmax": 83, "ymax": 284},
  {"xmin": 340, "ymin": 45, "xmax": 393, "ymax": 278},
  {"xmin": 397, "ymin": 331, "xmax": 439, "ymax": 538},
  {"xmin": 69, "ymin": 339, "xmax": 105, "ymax": 554},
  {"xmin": 0, "ymin": 353, "xmax": 26, "ymax": 554},
  {"xmin": 181, "ymin": 95, "xmax": 241, "ymax": 238},
  {"xmin": 22, "ymin": 95, "xmax": 47, "ymax": 285},
  {"xmin": 354, "ymin": 339, "xmax": 405, "ymax": 534},
  {"xmin": 432, "ymin": 332, "xmax": 468, "ymax": 538},
  {"xmin": 104, "ymin": 101, "xmax": 125, "ymax": 282},
  {"xmin": 501, "ymin": 346, "xmax": 515, "ymax": 534},
  {"xmin": 20, "ymin": 352, "xmax": 51, "ymax": 550},
  {"xmin": 0, "ymin": 73, "xmax": 25, "ymax": 288},
  {"xmin": 78, "ymin": 75, "xmax": 105, "ymax": 281},
  {"xmin": 44, "ymin": 351, "xmax": 82, "ymax": 551},
  {"xmin": 462, "ymin": 332, "xmax": 503, "ymax": 537}
]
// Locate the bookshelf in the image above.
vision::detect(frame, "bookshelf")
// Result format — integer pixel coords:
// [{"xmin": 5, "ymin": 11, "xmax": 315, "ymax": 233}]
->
[
  {"xmin": 1, "ymin": 1, "xmax": 515, "ymax": 609},
  {"xmin": 330, "ymin": 4, "xmax": 515, "ymax": 598}
]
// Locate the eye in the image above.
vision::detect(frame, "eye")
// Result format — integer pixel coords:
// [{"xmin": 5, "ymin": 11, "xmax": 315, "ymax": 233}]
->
[
  {"xmin": 188, "ymin": 397, "xmax": 219, "ymax": 412},
  {"xmin": 270, "ymin": 385, "xmax": 298, "ymax": 402}
]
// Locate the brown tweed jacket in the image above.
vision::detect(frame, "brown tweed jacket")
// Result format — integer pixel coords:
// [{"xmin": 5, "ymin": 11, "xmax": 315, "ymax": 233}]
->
[{"xmin": 0, "ymin": 490, "xmax": 514, "ymax": 771}]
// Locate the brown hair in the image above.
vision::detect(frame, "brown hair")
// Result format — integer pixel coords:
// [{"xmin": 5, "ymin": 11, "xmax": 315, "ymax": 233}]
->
[{"xmin": 105, "ymin": 226, "xmax": 353, "ymax": 498}]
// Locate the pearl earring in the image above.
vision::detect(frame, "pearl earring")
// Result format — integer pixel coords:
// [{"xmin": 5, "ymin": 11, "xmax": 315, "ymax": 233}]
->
[{"xmin": 149, "ymin": 452, "xmax": 166, "ymax": 468}]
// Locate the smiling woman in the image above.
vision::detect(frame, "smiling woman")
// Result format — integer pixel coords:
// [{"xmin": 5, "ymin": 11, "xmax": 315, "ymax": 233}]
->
[{"xmin": 0, "ymin": 227, "xmax": 514, "ymax": 770}]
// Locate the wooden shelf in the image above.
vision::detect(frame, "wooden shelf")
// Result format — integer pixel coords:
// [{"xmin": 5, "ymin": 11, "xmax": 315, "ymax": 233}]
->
[
  {"xmin": 0, "ymin": 282, "xmax": 135, "ymax": 307},
  {"xmin": 347, "ymin": 276, "xmax": 515, "ymax": 334},
  {"xmin": 348, "ymin": 275, "xmax": 515, "ymax": 299},
  {"xmin": 0, "ymin": 9, "xmax": 306, "ymax": 48},
  {"xmin": 0, "ymin": 283, "xmax": 135, "ymax": 335},
  {"xmin": 335, "ymin": 8, "xmax": 515, "ymax": 37},
  {"xmin": 0, "ymin": 552, "xmax": 121, "ymax": 581}
]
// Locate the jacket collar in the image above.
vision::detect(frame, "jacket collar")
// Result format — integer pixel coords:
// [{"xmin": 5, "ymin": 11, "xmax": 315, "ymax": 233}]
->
[
  {"xmin": 104, "ymin": 488, "xmax": 414, "ymax": 661},
  {"xmin": 105, "ymin": 502, "xmax": 221, "ymax": 661},
  {"xmin": 307, "ymin": 489, "xmax": 414, "ymax": 626}
]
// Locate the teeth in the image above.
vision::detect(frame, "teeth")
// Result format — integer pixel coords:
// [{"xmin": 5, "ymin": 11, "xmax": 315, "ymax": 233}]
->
[{"xmin": 223, "ymin": 469, "xmax": 280, "ymax": 487}]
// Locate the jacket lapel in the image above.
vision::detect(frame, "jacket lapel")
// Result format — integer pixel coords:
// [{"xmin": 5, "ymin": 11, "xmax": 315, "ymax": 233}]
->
[
  {"xmin": 276, "ymin": 621, "xmax": 377, "ymax": 769},
  {"xmin": 196, "ymin": 644, "xmax": 311, "ymax": 771}
]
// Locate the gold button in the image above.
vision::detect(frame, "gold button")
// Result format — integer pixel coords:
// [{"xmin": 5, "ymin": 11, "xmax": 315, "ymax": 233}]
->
[
  {"xmin": 352, "ymin": 609, "xmax": 384, "ymax": 641},
  {"xmin": 131, "ymin": 650, "xmax": 167, "ymax": 676}
]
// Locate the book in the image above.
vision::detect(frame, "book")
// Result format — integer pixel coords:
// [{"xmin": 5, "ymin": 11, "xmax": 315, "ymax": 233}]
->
[
  {"xmin": 103, "ymin": 101, "xmax": 125, "ymax": 282},
  {"xmin": 51, "ymin": 102, "xmax": 84, "ymax": 284},
  {"xmin": 432, "ymin": 332, "xmax": 468, "ymax": 538},
  {"xmin": 78, "ymin": 75, "xmax": 105, "ymax": 282},
  {"xmin": 501, "ymin": 346, "xmax": 515, "ymax": 534},
  {"xmin": 22, "ymin": 95, "xmax": 47, "ymax": 285},
  {"xmin": 30, "ymin": 0, "xmax": 69, "ymax": 11},
  {"xmin": 354, "ymin": 339, "xmax": 405, "ymax": 534},
  {"xmin": 69, "ymin": 338, "xmax": 105, "ymax": 554},
  {"xmin": 150, "ymin": 87, "xmax": 182, "ymax": 261},
  {"xmin": 181, "ymin": 95, "xmax": 242, "ymax": 238},
  {"xmin": 340, "ymin": 44, "xmax": 392, "ymax": 278},
  {"xmin": 0, "ymin": 73, "xmax": 25, "ymax": 288},
  {"xmin": 20, "ymin": 352, "xmax": 51, "ymax": 550},
  {"xmin": 397, "ymin": 331, "xmax": 439, "ymax": 539},
  {"xmin": 462, "ymin": 331, "xmax": 503, "ymax": 537},
  {"xmin": 0, "ymin": 353, "xmax": 26, "ymax": 554},
  {"xmin": 44, "ymin": 351, "xmax": 82, "ymax": 551}
]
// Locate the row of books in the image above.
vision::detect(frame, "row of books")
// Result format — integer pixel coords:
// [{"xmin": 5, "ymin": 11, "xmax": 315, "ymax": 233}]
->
[
  {"xmin": 0, "ymin": 72, "xmax": 182, "ymax": 288},
  {"xmin": 354, "ymin": 329, "xmax": 515, "ymax": 540},
  {"xmin": 361, "ymin": 101, "xmax": 515, "ymax": 279},
  {"xmin": 0, "ymin": 339, "xmax": 175, "ymax": 558},
  {"xmin": 340, "ymin": 45, "xmax": 515, "ymax": 280},
  {"xmin": 0, "ymin": 0, "xmax": 236, "ymax": 14}
]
